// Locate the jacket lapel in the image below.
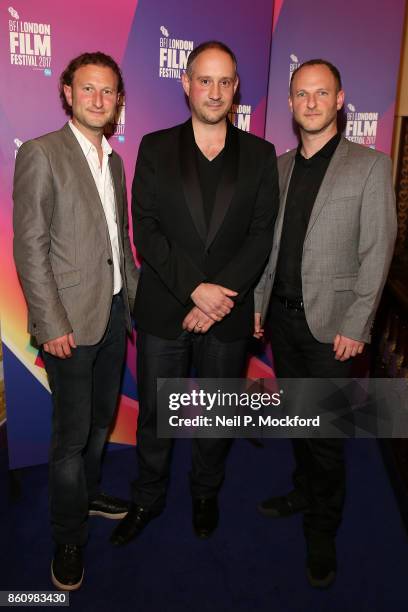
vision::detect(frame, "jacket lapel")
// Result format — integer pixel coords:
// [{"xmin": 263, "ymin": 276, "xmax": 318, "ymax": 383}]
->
[
  {"xmin": 305, "ymin": 137, "xmax": 348, "ymax": 239},
  {"xmin": 205, "ymin": 121, "xmax": 239, "ymax": 251},
  {"xmin": 61, "ymin": 123, "xmax": 107, "ymax": 228},
  {"xmin": 274, "ymin": 150, "xmax": 296, "ymax": 247},
  {"xmin": 179, "ymin": 119, "xmax": 207, "ymax": 244},
  {"xmin": 109, "ymin": 153, "xmax": 124, "ymax": 235}
]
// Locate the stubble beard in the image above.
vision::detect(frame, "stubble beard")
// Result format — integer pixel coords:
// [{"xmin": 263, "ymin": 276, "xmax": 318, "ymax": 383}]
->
[
  {"xmin": 297, "ymin": 111, "xmax": 338, "ymax": 136},
  {"xmin": 192, "ymin": 99, "xmax": 231, "ymax": 125},
  {"xmin": 72, "ymin": 99, "xmax": 116, "ymax": 132}
]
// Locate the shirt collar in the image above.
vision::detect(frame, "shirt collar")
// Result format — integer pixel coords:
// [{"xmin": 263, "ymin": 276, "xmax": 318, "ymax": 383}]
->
[
  {"xmin": 69, "ymin": 120, "xmax": 112, "ymax": 157},
  {"xmin": 296, "ymin": 132, "xmax": 341, "ymax": 163}
]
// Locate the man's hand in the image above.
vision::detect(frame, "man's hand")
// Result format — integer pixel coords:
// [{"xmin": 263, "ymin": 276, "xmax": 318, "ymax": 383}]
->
[
  {"xmin": 182, "ymin": 307, "xmax": 215, "ymax": 334},
  {"xmin": 333, "ymin": 334, "xmax": 364, "ymax": 361},
  {"xmin": 43, "ymin": 332, "xmax": 77, "ymax": 359},
  {"xmin": 254, "ymin": 312, "xmax": 264, "ymax": 339},
  {"xmin": 191, "ymin": 283, "xmax": 238, "ymax": 321}
]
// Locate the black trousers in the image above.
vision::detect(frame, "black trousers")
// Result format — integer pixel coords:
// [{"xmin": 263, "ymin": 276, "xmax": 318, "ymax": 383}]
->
[
  {"xmin": 133, "ymin": 329, "xmax": 248, "ymax": 511},
  {"xmin": 43, "ymin": 294, "xmax": 126, "ymax": 545},
  {"xmin": 267, "ymin": 296, "xmax": 352, "ymax": 540}
]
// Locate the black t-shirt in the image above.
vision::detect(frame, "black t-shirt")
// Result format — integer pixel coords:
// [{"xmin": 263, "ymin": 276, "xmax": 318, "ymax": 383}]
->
[
  {"xmin": 195, "ymin": 145, "xmax": 225, "ymax": 228},
  {"xmin": 273, "ymin": 133, "xmax": 341, "ymax": 299}
]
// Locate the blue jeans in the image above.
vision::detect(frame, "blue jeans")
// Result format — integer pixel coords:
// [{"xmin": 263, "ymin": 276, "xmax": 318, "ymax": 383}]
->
[{"xmin": 43, "ymin": 294, "xmax": 126, "ymax": 545}]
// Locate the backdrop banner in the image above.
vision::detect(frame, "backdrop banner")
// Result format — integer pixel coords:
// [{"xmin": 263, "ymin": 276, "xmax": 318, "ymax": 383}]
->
[
  {"xmin": 265, "ymin": 0, "xmax": 405, "ymax": 155},
  {"xmin": 0, "ymin": 0, "xmax": 275, "ymax": 468},
  {"xmin": 1, "ymin": 0, "xmax": 404, "ymax": 469}
]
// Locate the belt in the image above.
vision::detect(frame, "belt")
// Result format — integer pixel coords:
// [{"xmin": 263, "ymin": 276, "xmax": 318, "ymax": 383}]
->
[{"xmin": 276, "ymin": 296, "xmax": 304, "ymax": 311}]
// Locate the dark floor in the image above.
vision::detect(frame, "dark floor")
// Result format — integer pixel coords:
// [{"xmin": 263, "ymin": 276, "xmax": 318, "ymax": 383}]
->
[{"xmin": 2, "ymin": 436, "xmax": 408, "ymax": 611}]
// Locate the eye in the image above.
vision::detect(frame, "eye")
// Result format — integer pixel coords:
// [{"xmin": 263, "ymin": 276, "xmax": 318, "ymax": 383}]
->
[
  {"xmin": 296, "ymin": 91, "xmax": 305, "ymax": 97},
  {"xmin": 83, "ymin": 86, "xmax": 93, "ymax": 92},
  {"xmin": 200, "ymin": 79, "xmax": 210, "ymax": 85},
  {"xmin": 221, "ymin": 80, "xmax": 231, "ymax": 87},
  {"xmin": 318, "ymin": 90, "xmax": 328, "ymax": 96},
  {"xmin": 103, "ymin": 89, "xmax": 114, "ymax": 95}
]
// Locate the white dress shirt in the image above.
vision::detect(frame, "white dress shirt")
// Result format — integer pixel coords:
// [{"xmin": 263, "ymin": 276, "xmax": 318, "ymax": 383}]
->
[{"xmin": 69, "ymin": 120, "xmax": 122, "ymax": 295}]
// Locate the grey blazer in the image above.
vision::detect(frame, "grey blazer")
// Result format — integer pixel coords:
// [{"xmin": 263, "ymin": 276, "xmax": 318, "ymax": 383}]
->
[
  {"xmin": 13, "ymin": 123, "xmax": 139, "ymax": 346},
  {"xmin": 254, "ymin": 137, "xmax": 397, "ymax": 343}
]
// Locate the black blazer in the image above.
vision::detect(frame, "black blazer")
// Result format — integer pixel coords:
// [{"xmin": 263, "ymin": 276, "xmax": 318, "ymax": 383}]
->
[{"xmin": 132, "ymin": 119, "xmax": 279, "ymax": 341}]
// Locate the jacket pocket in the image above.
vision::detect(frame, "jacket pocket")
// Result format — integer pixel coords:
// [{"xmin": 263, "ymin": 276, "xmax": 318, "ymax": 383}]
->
[
  {"xmin": 333, "ymin": 274, "xmax": 357, "ymax": 291},
  {"xmin": 54, "ymin": 269, "xmax": 81, "ymax": 289}
]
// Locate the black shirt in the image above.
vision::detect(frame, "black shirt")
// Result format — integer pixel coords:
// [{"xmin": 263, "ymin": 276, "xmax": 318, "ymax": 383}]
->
[
  {"xmin": 195, "ymin": 144, "xmax": 225, "ymax": 228},
  {"xmin": 273, "ymin": 133, "xmax": 341, "ymax": 299}
]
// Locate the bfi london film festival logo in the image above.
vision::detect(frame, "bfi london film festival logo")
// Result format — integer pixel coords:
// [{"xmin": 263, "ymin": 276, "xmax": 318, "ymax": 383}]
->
[
  {"xmin": 8, "ymin": 6, "xmax": 52, "ymax": 75},
  {"xmin": 345, "ymin": 103, "xmax": 378, "ymax": 149},
  {"xmin": 228, "ymin": 104, "xmax": 252, "ymax": 132},
  {"xmin": 106, "ymin": 102, "xmax": 126, "ymax": 143},
  {"xmin": 159, "ymin": 25, "xmax": 194, "ymax": 80},
  {"xmin": 289, "ymin": 53, "xmax": 300, "ymax": 86}
]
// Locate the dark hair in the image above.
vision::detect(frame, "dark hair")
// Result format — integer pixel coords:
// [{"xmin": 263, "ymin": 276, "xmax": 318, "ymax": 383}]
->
[
  {"xmin": 59, "ymin": 51, "xmax": 124, "ymax": 116},
  {"xmin": 290, "ymin": 59, "xmax": 342, "ymax": 93},
  {"xmin": 186, "ymin": 40, "xmax": 237, "ymax": 78}
]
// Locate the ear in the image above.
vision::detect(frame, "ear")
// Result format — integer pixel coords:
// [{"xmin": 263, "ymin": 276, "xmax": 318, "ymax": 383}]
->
[
  {"xmin": 336, "ymin": 89, "xmax": 345, "ymax": 111},
  {"xmin": 63, "ymin": 84, "xmax": 73, "ymax": 107},
  {"xmin": 181, "ymin": 72, "xmax": 190, "ymax": 97},
  {"xmin": 233, "ymin": 75, "xmax": 239, "ymax": 95},
  {"xmin": 288, "ymin": 95, "xmax": 293, "ymax": 114}
]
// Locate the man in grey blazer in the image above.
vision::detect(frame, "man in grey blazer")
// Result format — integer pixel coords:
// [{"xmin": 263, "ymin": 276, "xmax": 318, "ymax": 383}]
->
[
  {"xmin": 254, "ymin": 59, "xmax": 396, "ymax": 588},
  {"xmin": 13, "ymin": 52, "xmax": 138, "ymax": 591}
]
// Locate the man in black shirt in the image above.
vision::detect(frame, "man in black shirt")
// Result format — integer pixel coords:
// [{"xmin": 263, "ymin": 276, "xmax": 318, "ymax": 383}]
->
[
  {"xmin": 255, "ymin": 59, "xmax": 396, "ymax": 588},
  {"xmin": 110, "ymin": 41, "xmax": 279, "ymax": 546}
]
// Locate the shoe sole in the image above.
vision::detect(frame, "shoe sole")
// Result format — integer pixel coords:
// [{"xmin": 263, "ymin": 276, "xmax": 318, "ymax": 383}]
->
[
  {"xmin": 110, "ymin": 510, "xmax": 163, "ymax": 546},
  {"xmin": 193, "ymin": 527, "xmax": 216, "ymax": 539},
  {"xmin": 256, "ymin": 504, "xmax": 282, "ymax": 518},
  {"xmin": 256, "ymin": 503, "xmax": 308, "ymax": 518},
  {"xmin": 306, "ymin": 568, "xmax": 336, "ymax": 589},
  {"xmin": 89, "ymin": 510, "xmax": 128, "ymax": 520},
  {"xmin": 51, "ymin": 562, "xmax": 84, "ymax": 591}
]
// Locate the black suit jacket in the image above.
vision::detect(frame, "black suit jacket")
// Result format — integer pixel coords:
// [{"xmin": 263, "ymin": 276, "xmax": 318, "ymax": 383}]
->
[{"xmin": 132, "ymin": 119, "xmax": 279, "ymax": 341}]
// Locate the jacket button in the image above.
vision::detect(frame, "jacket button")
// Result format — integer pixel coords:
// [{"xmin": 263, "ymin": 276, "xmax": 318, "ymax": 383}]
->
[
  {"xmin": 107, "ymin": 258, "xmax": 113, "ymax": 265},
  {"xmin": 33, "ymin": 323, "xmax": 37, "ymax": 328}
]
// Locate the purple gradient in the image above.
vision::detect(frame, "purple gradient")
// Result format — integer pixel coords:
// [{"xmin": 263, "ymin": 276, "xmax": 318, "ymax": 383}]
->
[
  {"xmin": 265, "ymin": 0, "xmax": 405, "ymax": 154},
  {"xmin": 1, "ymin": 0, "xmax": 274, "ymax": 468},
  {"xmin": 120, "ymin": 0, "xmax": 274, "ymax": 183}
]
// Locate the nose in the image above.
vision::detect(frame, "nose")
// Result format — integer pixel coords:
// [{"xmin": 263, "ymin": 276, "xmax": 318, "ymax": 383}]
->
[
  {"xmin": 306, "ymin": 93, "xmax": 317, "ymax": 109},
  {"xmin": 93, "ymin": 90, "xmax": 103, "ymax": 108},
  {"xmin": 209, "ymin": 82, "xmax": 221, "ymax": 100}
]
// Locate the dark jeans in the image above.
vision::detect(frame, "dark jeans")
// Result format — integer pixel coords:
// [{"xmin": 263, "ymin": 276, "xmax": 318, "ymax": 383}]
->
[
  {"xmin": 43, "ymin": 294, "xmax": 126, "ymax": 545},
  {"xmin": 267, "ymin": 296, "xmax": 352, "ymax": 540},
  {"xmin": 133, "ymin": 330, "xmax": 248, "ymax": 511}
]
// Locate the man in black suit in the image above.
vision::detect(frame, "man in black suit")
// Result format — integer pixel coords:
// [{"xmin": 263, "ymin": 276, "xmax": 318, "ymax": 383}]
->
[{"xmin": 111, "ymin": 41, "xmax": 279, "ymax": 546}]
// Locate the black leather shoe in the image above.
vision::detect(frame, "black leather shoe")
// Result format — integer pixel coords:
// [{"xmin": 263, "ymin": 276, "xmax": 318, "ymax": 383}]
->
[
  {"xmin": 192, "ymin": 497, "xmax": 219, "ymax": 539},
  {"xmin": 51, "ymin": 544, "xmax": 83, "ymax": 591},
  {"xmin": 89, "ymin": 492, "xmax": 129, "ymax": 519},
  {"xmin": 110, "ymin": 504, "xmax": 161, "ymax": 546},
  {"xmin": 257, "ymin": 489, "xmax": 309, "ymax": 518},
  {"xmin": 306, "ymin": 535, "xmax": 337, "ymax": 589}
]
